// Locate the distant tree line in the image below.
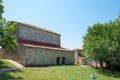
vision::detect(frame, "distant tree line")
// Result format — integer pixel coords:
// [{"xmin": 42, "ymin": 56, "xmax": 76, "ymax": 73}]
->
[{"xmin": 83, "ymin": 15, "xmax": 120, "ymax": 73}]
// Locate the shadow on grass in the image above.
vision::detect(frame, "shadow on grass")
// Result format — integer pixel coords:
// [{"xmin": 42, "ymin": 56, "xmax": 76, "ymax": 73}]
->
[
  {"xmin": 0, "ymin": 69, "xmax": 23, "ymax": 80},
  {"xmin": 95, "ymin": 69, "xmax": 120, "ymax": 79},
  {"xmin": 0, "ymin": 60, "xmax": 14, "ymax": 69}
]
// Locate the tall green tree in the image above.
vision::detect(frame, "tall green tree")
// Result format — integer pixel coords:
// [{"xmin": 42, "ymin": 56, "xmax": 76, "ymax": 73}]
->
[
  {"xmin": 0, "ymin": 19, "xmax": 18, "ymax": 50},
  {"xmin": 0, "ymin": 0, "xmax": 4, "ymax": 19},
  {"xmin": 82, "ymin": 15, "xmax": 120, "ymax": 73},
  {"xmin": 0, "ymin": 0, "xmax": 18, "ymax": 50}
]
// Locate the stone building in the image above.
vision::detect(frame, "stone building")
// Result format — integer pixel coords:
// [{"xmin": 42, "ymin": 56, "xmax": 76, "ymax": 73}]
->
[
  {"xmin": 0, "ymin": 22, "xmax": 75, "ymax": 66},
  {"xmin": 74, "ymin": 49, "xmax": 88, "ymax": 65}
]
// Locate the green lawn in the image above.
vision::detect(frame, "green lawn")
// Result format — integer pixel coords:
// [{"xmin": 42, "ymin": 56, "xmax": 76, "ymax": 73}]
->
[
  {"xmin": 0, "ymin": 60, "xmax": 15, "ymax": 69},
  {"xmin": 0, "ymin": 60, "xmax": 120, "ymax": 80}
]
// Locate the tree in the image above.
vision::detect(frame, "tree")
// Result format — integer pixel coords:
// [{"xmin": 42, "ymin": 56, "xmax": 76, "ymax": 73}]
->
[
  {"xmin": 0, "ymin": 0, "xmax": 4, "ymax": 19},
  {"xmin": 0, "ymin": 0, "xmax": 18, "ymax": 51},
  {"xmin": 82, "ymin": 15, "xmax": 120, "ymax": 73},
  {"xmin": 0, "ymin": 19, "xmax": 18, "ymax": 50}
]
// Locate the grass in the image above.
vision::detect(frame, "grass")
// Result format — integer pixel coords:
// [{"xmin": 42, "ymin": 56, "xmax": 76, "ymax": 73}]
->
[
  {"xmin": 0, "ymin": 60, "xmax": 15, "ymax": 69},
  {"xmin": 0, "ymin": 60, "xmax": 120, "ymax": 80}
]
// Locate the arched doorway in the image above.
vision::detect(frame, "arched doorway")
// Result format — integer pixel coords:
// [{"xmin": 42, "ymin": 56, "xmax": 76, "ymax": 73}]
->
[
  {"xmin": 56, "ymin": 57, "xmax": 60, "ymax": 65},
  {"xmin": 62, "ymin": 57, "xmax": 66, "ymax": 65}
]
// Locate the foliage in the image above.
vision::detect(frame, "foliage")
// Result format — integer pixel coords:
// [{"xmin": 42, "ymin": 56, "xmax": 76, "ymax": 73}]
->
[
  {"xmin": 0, "ymin": 60, "xmax": 15, "ymax": 69},
  {"xmin": 82, "ymin": 15, "xmax": 120, "ymax": 74},
  {"xmin": 0, "ymin": 19, "xmax": 18, "ymax": 50},
  {"xmin": 83, "ymin": 15, "xmax": 120, "ymax": 65},
  {"xmin": 0, "ymin": 0, "xmax": 4, "ymax": 19},
  {"xmin": 0, "ymin": 0, "xmax": 18, "ymax": 51}
]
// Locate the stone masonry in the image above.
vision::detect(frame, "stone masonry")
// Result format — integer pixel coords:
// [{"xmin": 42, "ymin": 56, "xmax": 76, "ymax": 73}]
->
[
  {"xmin": 17, "ymin": 44, "xmax": 74, "ymax": 66},
  {"xmin": 0, "ymin": 21, "xmax": 75, "ymax": 66},
  {"xmin": 16, "ymin": 22, "xmax": 60, "ymax": 47}
]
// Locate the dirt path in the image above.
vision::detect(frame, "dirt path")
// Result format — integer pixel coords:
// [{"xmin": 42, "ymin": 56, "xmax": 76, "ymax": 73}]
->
[
  {"xmin": 0, "ymin": 68, "xmax": 17, "ymax": 73},
  {"xmin": 2, "ymin": 59, "xmax": 24, "ymax": 68},
  {"xmin": 0, "ymin": 59, "xmax": 24, "ymax": 73}
]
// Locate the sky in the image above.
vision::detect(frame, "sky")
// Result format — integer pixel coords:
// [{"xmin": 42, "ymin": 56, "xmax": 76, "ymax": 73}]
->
[{"xmin": 3, "ymin": 0, "xmax": 120, "ymax": 49}]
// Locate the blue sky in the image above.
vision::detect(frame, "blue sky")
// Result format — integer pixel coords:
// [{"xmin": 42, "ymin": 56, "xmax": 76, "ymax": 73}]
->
[{"xmin": 3, "ymin": 0, "xmax": 120, "ymax": 49}]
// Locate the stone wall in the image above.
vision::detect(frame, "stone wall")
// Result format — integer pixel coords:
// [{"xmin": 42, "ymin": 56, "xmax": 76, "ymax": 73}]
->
[
  {"xmin": 0, "ymin": 22, "xmax": 75, "ymax": 66},
  {"xmin": 23, "ymin": 44, "xmax": 74, "ymax": 66},
  {"xmin": 0, "ymin": 44, "xmax": 75, "ymax": 66},
  {"xmin": 0, "ymin": 44, "xmax": 26, "ymax": 65},
  {"xmin": 17, "ymin": 23, "xmax": 60, "ymax": 46},
  {"xmin": 74, "ymin": 49, "xmax": 88, "ymax": 65},
  {"xmin": 16, "ymin": 44, "xmax": 27, "ymax": 65}
]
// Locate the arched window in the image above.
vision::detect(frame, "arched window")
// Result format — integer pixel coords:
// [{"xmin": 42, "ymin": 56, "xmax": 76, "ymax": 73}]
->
[
  {"xmin": 62, "ymin": 57, "xmax": 66, "ymax": 65},
  {"xmin": 56, "ymin": 57, "xmax": 60, "ymax": 65}
]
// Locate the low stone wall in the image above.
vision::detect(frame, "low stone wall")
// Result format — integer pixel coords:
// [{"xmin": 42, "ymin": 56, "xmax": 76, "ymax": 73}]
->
[
  {"xmin": 0, "ymin": 49, "xmax": 20, "ymax": 63},
  {"xmin": 0, "ymin": 44, "xmax": 26, "ymax": 65}
]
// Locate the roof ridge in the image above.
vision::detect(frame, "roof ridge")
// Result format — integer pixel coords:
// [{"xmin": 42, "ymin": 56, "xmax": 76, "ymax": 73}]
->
[
  {"xmin": 12, "ymin": 21, "xmax": 60, "ymax": 35},
  {"xmin": 23, "ymin": 44, "xmax": 73, "ymax": 52}
]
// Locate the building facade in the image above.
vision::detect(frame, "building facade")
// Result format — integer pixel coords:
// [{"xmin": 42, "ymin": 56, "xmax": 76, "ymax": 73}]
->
[
  {"xmin": 0, "ymin": 22, "xmax": 75, "ymax": 66},
  {"xmin": 74, "ymin": 49, "xmax": 88, "ymax": 65},
  {"xmin": 16, "ymin": 22, "xmax": 61, "ymax": 48}
]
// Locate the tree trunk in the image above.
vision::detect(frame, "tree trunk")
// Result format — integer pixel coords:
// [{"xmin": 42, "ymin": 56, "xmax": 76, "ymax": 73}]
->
[
  {"xmin": 112, "ymin": 63, "xmax": 116, "ymax": 74},
  {"xmin": 95, "ymin": 60, "xmax": 98, "ymax": 69},
  {"xmin": 96, "ymin": 62, "xmax": 97, "ymax": 69},
  {"xmin": 110, "ymin": 61, "xmax": 115, "ymax": 74},
  {"xmin": 100, "ymin": 60, "xmax": 104, "ymax": 71},
  {"xmin": 105, "ymin": 60, "xmax": 110, "ymax": 70}
]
